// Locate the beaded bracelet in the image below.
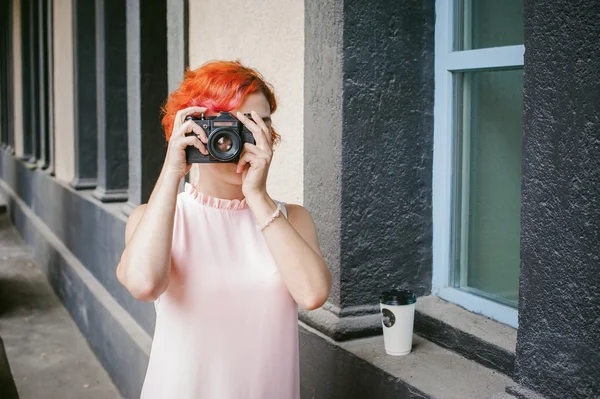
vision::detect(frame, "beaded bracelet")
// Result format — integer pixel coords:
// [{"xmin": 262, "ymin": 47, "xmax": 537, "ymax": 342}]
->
[{"xmin": 256, "ymin": 203, "xmax": 283, "ymax": 231}]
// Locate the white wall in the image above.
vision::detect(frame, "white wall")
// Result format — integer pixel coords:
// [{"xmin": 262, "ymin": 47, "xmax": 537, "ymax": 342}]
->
[
  {"xmin": 52, "ymin": 0, "xmax": 75, "ymax": 183},
  {"xmin": 12, "ymin": 0, "xmax": 23, "ymax": 157},
  {"xmin": 188, "ymin": 0, "xmax": 304, "ymax": 204}
]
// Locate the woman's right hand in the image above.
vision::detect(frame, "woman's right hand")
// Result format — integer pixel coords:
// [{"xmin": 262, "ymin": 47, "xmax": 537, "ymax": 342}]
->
[{"xmin": 163, "ymin": 106, "xmax": 209, "ymax": 179}]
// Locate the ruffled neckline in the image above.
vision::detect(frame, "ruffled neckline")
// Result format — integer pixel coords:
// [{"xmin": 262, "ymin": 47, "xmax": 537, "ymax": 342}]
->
[{"xmin": 184, "ymin": 183, "xmax": 248, "ymax": 210}]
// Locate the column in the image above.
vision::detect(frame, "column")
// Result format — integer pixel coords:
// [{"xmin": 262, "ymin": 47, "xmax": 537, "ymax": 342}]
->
[
  {"xmin": 0, "ymin": 1, "xmax": 12, "ymax": 149},
  {"xmin": 12, "ymin": 0, "xmax": 24, "ymax": 158},
  {"xmin": 167, "ymin": 0, "xmax": 187, "ymax": 94},
  {"xmin": 21, "ymin": 0, "xmax": 37, "ymax": 163},
  {"xmin": 92, "ymin": 0, "xmax": 128, "ymax": 202},
  {"xmin": 302, "ymin": 0, "xmax": 435, "ymax": 340},
  {"xmin": 44, "ymin": 0, "xmax": 53, "ymax": 173},
  {"xmin": 167, "ymin": 0, "xmax": 188, "ymax": 193},
  {"xmin": 70, "ymin": 0, "xmax": 98, "ymax": 189},
  {"xmin": 36, "ymin": 0, "xmax": 51, "ymax": 171},
  {"xmin": 122, "ymin": 0, "xmax": 168, "ymax": 215},
  {"xmin": 512, "ymin": 1, "xmax": 600, "ymax": 398}
]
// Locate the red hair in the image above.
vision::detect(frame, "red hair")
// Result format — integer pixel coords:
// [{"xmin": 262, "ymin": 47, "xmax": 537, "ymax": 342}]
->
[{"xmin": 161, "ymin": 60, "xmax": 280, "ymax": 144}]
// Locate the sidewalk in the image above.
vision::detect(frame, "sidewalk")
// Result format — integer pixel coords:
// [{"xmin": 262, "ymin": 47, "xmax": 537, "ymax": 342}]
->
[{"xmin": 0, "ymin": 213, "xmax": 121, "ymax": 399}]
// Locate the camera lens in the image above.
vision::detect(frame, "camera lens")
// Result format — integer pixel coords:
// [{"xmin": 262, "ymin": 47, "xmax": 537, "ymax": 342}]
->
[
  {"xmin": 216, "ymin": 136, "xmax": 233, "ymax": 152},
  {"xmin": 207, "ymin": 129, "xmax": 241, "ymax": 161}
]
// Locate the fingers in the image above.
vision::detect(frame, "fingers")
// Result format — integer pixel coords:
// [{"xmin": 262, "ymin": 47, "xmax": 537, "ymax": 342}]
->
[
  {"xmin": 189, "ymin": 120, "xmax": 208, "ymax": 143},
  {"xmin": 242, "ymin": 142, "xmax": 259, "ymax": 155},
  {"xmin": 181, "ymin": 135, "xmax": 207, "ymax": 155},
  {"xmin": 173, "ymin": 120, "xmax": 207, "ymax": 143},
  {"xmin": 173, "ymin": 106, "xmax": 207, "ymax": 133},
  {"xmin": 236, "ymin": 152, "xmax": 251, "ymax": 174},
  {"xmin": 171, "ymin": 121, "xmax": 207, "ymax": 155},
  {"xmin": 236, "ymin": 111, "xmax": 271, "ymax": 150},
  {"xmin": 236, "ymin": 144, "xmax": 270, "ymax": 173},
  {"xmin": 251, "ymin": 111, "xmax": 273, "ymax": 147}
]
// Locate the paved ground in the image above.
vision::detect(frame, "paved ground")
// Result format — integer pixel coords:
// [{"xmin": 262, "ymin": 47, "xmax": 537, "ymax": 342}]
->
[{"xmin": 0, "ymin": 214, "xmax": 121, "ymax": 399}]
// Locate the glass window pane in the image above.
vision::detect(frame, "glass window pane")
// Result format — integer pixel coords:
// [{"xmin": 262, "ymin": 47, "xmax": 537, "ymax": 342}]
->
[
  {"xmin": 454, "ymin": 0, "xmax": 524, "ymax": 51},
  {"xmin": 452, "ymin": 69, "xmax": 524, "ymax": 307}
]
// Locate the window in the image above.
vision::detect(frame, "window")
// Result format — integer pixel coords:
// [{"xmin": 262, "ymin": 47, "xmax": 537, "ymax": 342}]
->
[{"xmin": 432, "ymin": 0, "xmax": 524, "ymax": 327}]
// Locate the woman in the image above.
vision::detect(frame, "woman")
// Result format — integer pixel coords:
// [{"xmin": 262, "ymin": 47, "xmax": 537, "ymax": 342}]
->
[{"xmin": 116, "ymin": 60, "xmax": 331, "ymax": 399}]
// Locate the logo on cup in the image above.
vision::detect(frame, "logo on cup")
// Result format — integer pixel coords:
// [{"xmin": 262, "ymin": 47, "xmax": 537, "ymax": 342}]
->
[{"xmin": 382, "ymin": 308, "xmax": 396, "ymax": 328}]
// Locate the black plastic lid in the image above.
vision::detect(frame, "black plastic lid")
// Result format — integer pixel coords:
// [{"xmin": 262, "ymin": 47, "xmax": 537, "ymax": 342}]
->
[{"xmin": 380, "ymin": 290, "xmax": 416, "ymax": 305}]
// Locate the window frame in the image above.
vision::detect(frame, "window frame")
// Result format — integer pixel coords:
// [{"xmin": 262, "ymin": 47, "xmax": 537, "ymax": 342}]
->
[{"xmin": 432, "ymin": 0, "xmax": 524, "ymax": 328}]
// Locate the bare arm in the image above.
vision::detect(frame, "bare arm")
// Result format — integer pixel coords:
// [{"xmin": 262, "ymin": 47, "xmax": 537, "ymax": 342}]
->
[
  {"xmin": 116, "ymin": 171, "xmax": 180, "ymax": 301},
  {"xmin": 248, "ymin": 196, "xmax": 332, "ymax": 310},
  {"xmin": 116, "ymin": 106, "xmax": 208, "ymax": 301},
  {"xmin": 236, "ymin": 110, "xmax": 331, "ymax": 310}
]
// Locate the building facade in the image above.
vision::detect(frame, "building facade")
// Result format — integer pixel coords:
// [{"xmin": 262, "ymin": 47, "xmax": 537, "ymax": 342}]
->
[{"xmin": 0, "ymin": 0, "xmax": 598, "ymax": 398}]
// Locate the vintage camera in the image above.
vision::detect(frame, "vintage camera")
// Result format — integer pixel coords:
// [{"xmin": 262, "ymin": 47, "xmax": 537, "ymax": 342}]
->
[{"xmin": 184, "ymin": 112, "xmax": 255, "ymax": 163}]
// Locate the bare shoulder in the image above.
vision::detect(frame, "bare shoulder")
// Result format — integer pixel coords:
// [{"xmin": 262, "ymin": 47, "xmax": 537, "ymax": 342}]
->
[
  {"xmin": 285, "ymin": 204, "xmax": 322, "ymax": 255},
  {"xmin": 285, "ymin": 204, "xmax": 314, "ymax": 225},
  {"xmin": 125, "ymin": 204, "xmax": 148, "ymax": 244}
]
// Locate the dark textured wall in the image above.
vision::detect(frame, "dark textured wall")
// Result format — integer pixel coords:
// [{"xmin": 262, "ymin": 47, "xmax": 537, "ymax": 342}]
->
[
  {"xmin": 339, "ymin": 0, "xmax": 434, "ymax": 308},
  {"xmin": 516, "ymin": 1, "xmax": 600, "ymax": 398}
]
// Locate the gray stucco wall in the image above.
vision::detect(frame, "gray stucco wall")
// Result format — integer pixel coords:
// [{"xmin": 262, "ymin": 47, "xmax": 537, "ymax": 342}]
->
[
  {"xmin": 304, "ymin": 0, "xmax": 344, "ymax": 309},
  {"xmin": 515, "ymin": 0, "xmax": 600, "ymax": 398},
  {"xmin": 303, "ymin": 0, "xmax": 434, "ymax": 339}
]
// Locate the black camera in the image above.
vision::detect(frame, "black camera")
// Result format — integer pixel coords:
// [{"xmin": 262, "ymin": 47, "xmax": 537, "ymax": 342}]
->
[{"xmin": 184, "ymin": 112, "xmax": 255, "ymax": 163}]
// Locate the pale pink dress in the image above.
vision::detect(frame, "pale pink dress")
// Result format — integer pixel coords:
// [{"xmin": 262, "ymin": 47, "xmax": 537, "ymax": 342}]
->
[{"xmin": 140, "ymin": 183, "xmax": 300, "ymax": 399}]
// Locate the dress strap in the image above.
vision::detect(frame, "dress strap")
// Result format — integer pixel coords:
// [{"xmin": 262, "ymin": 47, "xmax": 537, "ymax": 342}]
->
[{"xmin": 274, "ymin": 200, "xmax": 287, "ymax": 218}]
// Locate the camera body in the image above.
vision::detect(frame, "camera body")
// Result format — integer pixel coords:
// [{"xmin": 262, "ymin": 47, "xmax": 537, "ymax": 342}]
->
[{"xmin": 185, "ymin": 112, "xmax": 255, "ymax": 163}]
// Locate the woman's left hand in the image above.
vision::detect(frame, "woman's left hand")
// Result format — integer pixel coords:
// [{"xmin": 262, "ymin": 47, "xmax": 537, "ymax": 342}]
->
[{"xmin": 236, "ymin": 111, "xmax": 273, "ymax": 201}]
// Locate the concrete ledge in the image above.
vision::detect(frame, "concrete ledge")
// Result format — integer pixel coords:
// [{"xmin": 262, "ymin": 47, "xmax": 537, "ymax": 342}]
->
[
  {"xmin": 0, "ymin": 179, "xmax": 151, "ymax": 399},
  {"xmin": 415, "ymin": 296, "xmax": 517, "ymax": 377},
  {"xmin": 300, "ymin": 294, "xmax": 517, "ymax": 379},
  {"xmin": 506, "ymin": 384, "xmax": 548, "ymax": 399},
  {"xmin": 300, "ymin": 321, "xmax": 513, "ymax": 399},
  {"xmin": 299, "ymin": 302, "xmax": 382, "ymax": 341}
]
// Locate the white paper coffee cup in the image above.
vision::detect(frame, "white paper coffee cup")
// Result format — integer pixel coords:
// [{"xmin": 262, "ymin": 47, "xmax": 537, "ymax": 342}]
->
[{"xmin": 380, "ymin": 290, "xmax": 416, "ymax": 356}]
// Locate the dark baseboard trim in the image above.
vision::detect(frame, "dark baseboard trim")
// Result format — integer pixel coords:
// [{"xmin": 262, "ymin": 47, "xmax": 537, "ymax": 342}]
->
[
  {"xmin": 70, "ymin": 177, "xmax": 98, "ymax": 190},
  {"xmin": 92, "ymin": 187, "xmax": 129, "ymax": 203}
]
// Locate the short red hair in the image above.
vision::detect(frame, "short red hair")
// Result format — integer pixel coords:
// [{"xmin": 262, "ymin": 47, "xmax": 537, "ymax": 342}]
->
[{"xmin": 161, "ymin": 60, "xmax": 280, "ymax": 144}]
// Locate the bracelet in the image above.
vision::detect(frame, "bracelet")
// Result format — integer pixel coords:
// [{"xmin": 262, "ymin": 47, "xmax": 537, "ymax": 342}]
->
[{"xmin": 256, "ymin": 203, "xmax": 283, "ymax": 231}]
